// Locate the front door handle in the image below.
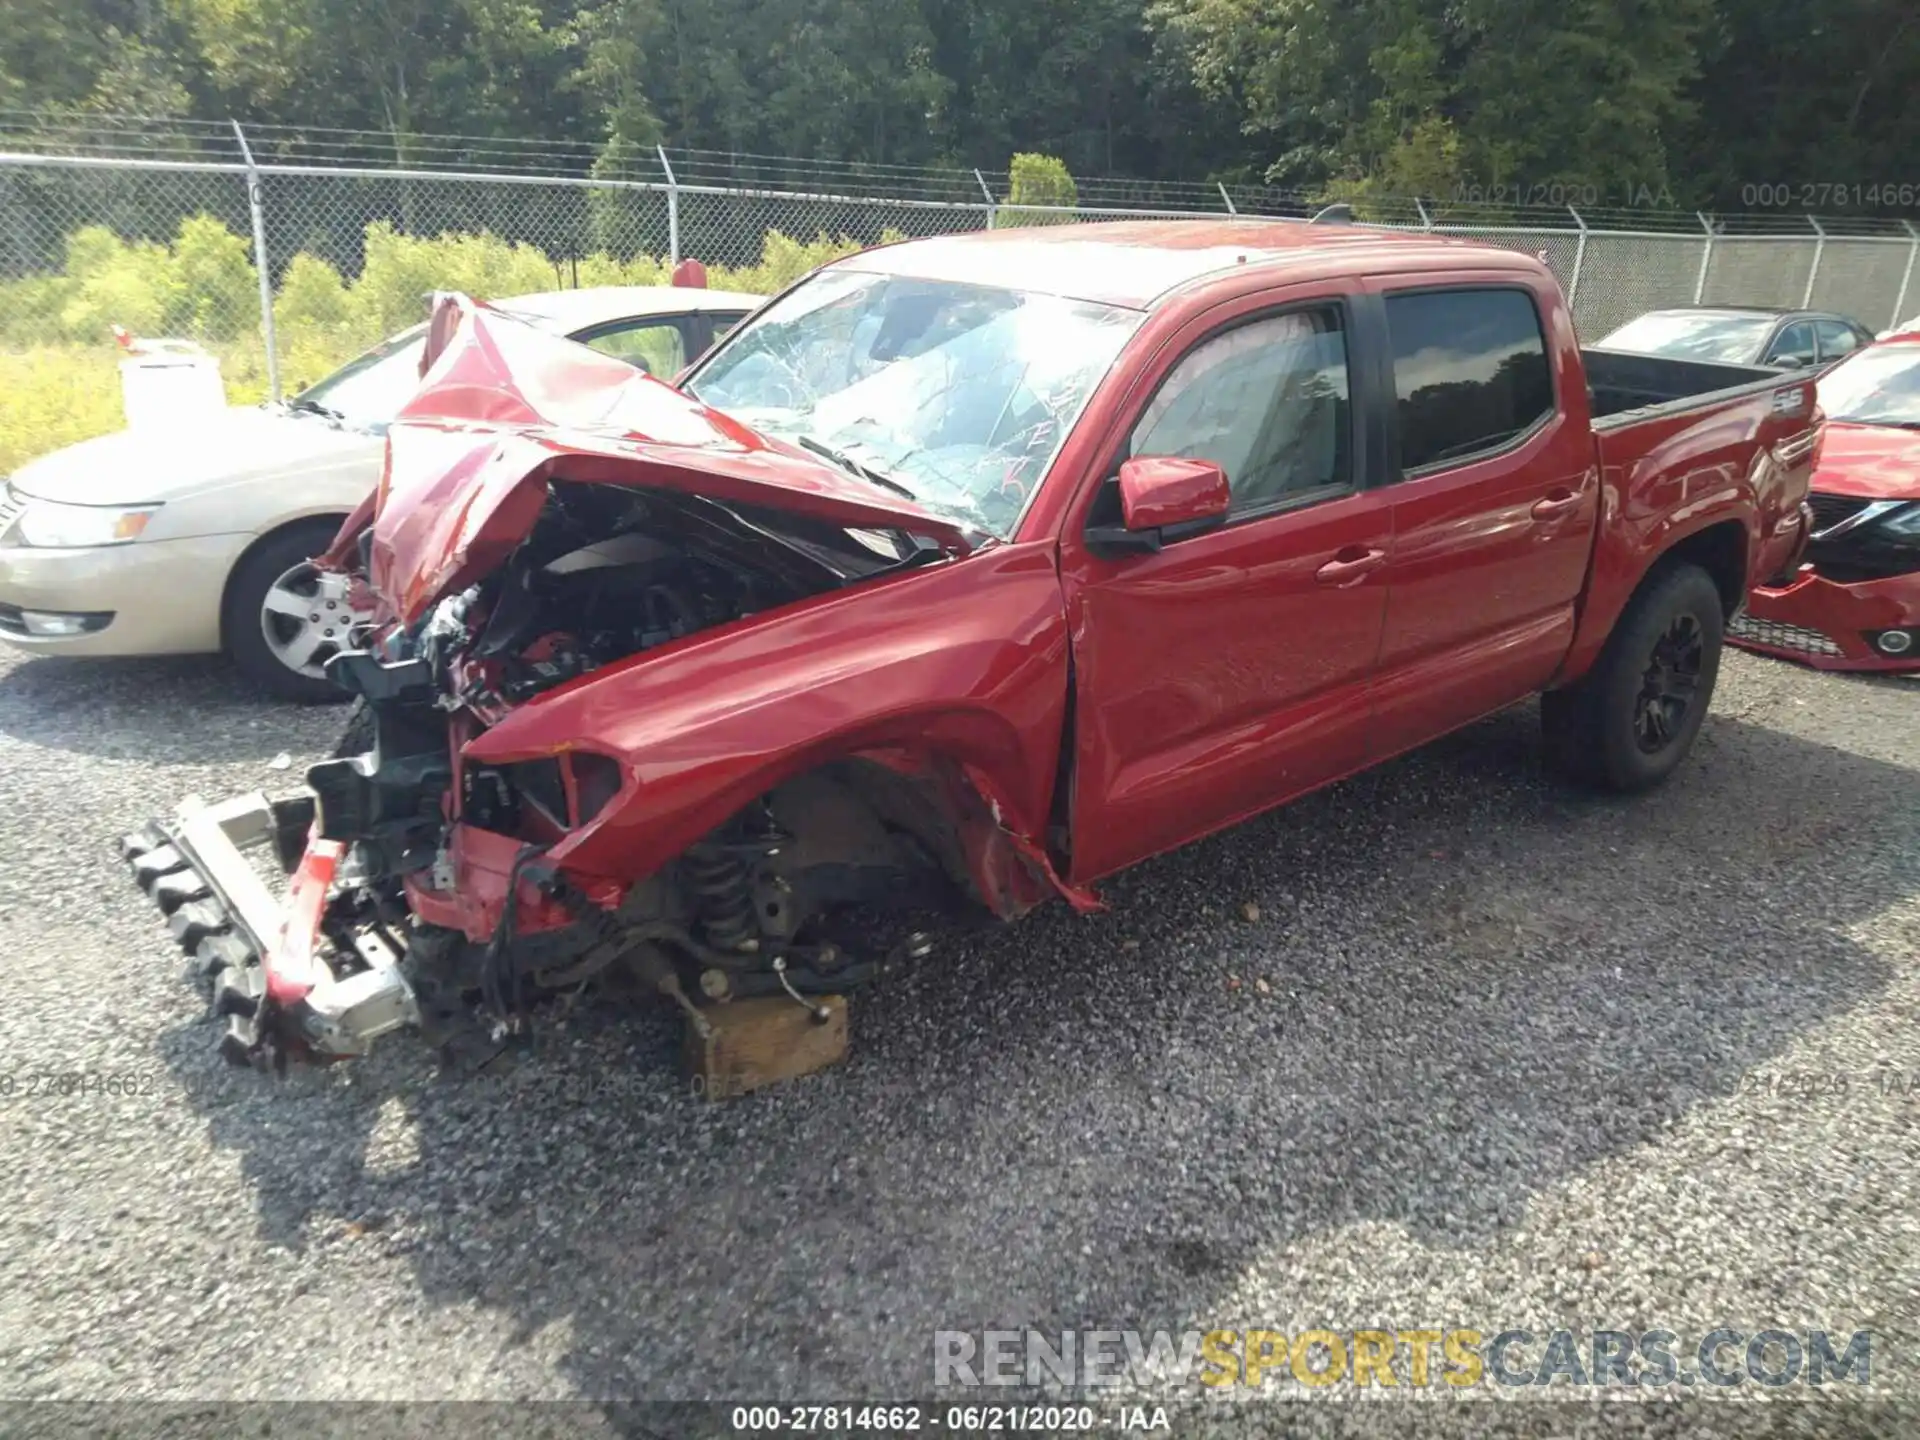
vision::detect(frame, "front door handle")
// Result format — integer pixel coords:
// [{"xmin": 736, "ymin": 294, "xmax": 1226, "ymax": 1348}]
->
[
  {"xmin": 1315, "ymin": 546, "xmax": 1386, "ymax": 586},
  {"xmin": 1531, "ymin": 489, "xmax": 1580, "ymax": 520}
]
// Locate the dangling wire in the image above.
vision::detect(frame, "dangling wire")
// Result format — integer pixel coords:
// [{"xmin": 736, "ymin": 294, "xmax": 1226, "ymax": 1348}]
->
[{"xmin": 482, "ymin": 842, "xmax": 546, "ymax": 1033}]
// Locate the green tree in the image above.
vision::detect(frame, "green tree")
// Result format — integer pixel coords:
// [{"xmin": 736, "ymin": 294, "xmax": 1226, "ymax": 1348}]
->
[
  {"xmin": 1453, "ymin": 0, "xmax": 1714, "ymax": 200},
  {"xmin": 167, "ymin": 211, "xmax": 257, "ymax": 337},
  {"xmin": 3, "ymin": 0, "xmax": 1919, "ymax": 242},
  {"xmin": 1676, "ymin": 0, "xmax": 1920, "ymax": 208},
  {"xmin": 1000, "ymin": 151, "xmax": 1078, "ymax": 224},
  {"xmin": 181, "ymin": 0, "xmax": 579, "ymax": 156},
  {"xmin": 0, "ymin": 0, "xmax": 193, "ymax": 116},
  {"xmin": 571, "ymin": 0, "xmax": 947, "ymax": 165},
  {"xmin": 1150, "ymin": 0, "xmax": 1716, "ymax": 202},
  {"xmin": 1149, "ymin": 0, "xmax": 1387, "ymax": 184}
]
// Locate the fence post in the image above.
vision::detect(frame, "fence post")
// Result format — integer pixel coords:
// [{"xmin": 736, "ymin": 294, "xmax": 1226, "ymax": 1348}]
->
[
  {"xmin": 974, "ymin": 169, "xmax": 997, "ymax": 230},
  {"xmin": 1566, "ymin": 205, "xmax": 1589, "ymax": 310},
  {"xmin": 0, "ymin": 167, "xmax": 28, "ymax": 278},
  {"xmin": 1217, "ymin": 181, "xmax": 1237, "ymax": 215},
  {"xmin": 230, "ymin": 120, "xmax": 281, "ymax": 404},
  {"xmin": 656, "ymin": 146, "xmax": 679, "ymax": 265},
  {"xmin": 1892, "ymin": 220, "xmax": 1920, "ymax": 329},
  {"xmin": 1414, "ymin": 197, "xmax": 1432, "ymax": 231},
  {"xmin": 1802, "ymin": 216, "xmax": 1825, "ymax": 307},
  {"xmin": 1693, "ymin": 212, "xmax": 1715, "ymax": 304}
]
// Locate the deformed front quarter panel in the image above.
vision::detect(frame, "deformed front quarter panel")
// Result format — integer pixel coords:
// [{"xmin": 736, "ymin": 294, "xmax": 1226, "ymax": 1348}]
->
[{"xmin": 459, "ymin": 540, "xmax": 1075, "ymax": 909}]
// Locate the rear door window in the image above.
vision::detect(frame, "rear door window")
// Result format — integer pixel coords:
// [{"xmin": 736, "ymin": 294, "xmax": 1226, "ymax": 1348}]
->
[{"xmin": 1383, "ymin": 288, "xmax": 1555, "ymax": 474}]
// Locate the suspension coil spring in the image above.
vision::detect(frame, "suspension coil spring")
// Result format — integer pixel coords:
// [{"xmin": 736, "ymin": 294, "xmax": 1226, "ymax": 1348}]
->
[{"xmin": 683, "ymin": 843, "xmax": 758, "ymax": 952}]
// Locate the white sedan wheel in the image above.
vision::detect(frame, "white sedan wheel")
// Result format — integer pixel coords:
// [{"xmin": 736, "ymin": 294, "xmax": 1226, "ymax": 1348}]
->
[{"xmin": 258, "ymin": 561, "xmax": 356, "ymax": 682}]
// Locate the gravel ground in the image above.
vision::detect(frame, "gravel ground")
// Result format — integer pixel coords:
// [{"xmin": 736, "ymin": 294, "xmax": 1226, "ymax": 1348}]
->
[{"xmin": 0, "ymin": 641, "xmax": 1915, "ymax": 1435}]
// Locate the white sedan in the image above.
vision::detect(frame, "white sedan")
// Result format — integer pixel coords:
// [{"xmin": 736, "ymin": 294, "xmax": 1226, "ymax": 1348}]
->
[{"xmin": 0, "ymin": 284, "xmax": 762, "ymax": 699}]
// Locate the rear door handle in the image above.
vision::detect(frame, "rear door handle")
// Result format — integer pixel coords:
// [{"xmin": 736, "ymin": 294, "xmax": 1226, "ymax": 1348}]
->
[
  {"xmin": 1315, "ymin": 546, "xmax": 1386, "ymax": 586},
  {"xmin": 1531, "ymin": 490, "xmax": 1580, "ymax": 520}
]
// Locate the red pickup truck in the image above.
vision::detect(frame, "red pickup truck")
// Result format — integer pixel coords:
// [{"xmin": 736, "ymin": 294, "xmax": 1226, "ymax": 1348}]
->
[{"xmin": 123, "ymin": 220, "xmax": 1820, "ymax": 1070}]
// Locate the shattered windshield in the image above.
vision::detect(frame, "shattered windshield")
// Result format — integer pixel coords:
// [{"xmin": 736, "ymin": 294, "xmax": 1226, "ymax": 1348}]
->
[{"xmin": 685, "ymin": 270, "xmax": 1144, "ymax": 538}]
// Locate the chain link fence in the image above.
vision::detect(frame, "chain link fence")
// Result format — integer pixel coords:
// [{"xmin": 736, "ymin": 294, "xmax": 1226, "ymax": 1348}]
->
[{"xmin": 3, "ymin": 120, "xmax": 1919, "ymax": 471}]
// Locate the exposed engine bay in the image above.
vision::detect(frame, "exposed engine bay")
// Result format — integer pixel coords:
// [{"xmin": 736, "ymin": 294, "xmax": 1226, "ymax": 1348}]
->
[
  {"xmin": 397, "ymin": 482, "xmax": 932, "ymax": 713},
  {"xmin": 125, "ymin": 480, "xmax": 970, "ymax": 1072},
  {"xmin": 119, "ymin": 290, "xmax": 1080, "ymax": 1083}
]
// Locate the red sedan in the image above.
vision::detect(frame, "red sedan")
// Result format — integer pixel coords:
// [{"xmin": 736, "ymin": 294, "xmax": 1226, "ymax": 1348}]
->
[{"xmin": 1734, "ymin": 334, "xmax": 1920, "ymax": 671}]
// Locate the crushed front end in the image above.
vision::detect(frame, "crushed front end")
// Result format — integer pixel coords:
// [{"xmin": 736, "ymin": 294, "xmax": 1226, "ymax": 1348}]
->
[
  {"xmin": 120, "ymin": 291, "xmax": 1087, "ymax": 1074},
  {"xmin": 121, "ymin": 792, "xmax": 407, "ymax": 1069},
  {"xmin": 124, "ymin": 480, "xmax": 971, "ymax": 1070},
  {"xmin": 1731, "ymin": 496, "xmax": 1920, "ymax": 672},
  {"xmin": 120, "ymin": 293, "xmax": 1098, "ymax": 1075}
]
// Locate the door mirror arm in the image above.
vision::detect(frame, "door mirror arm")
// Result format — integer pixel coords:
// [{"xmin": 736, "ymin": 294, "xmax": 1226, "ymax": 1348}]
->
[{"xmin": 1085, "ymin": 523, "xmax": 1164, "ymax": 557}]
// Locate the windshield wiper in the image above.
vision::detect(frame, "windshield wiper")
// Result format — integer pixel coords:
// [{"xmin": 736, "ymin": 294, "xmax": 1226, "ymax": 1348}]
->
[
  {"xmin": 288, "ymin": 397, "xmax": 346, "ymax": 422},
  {"xmin": 794, "ymin": 433, "xmax": 919, "ymax": 501}
]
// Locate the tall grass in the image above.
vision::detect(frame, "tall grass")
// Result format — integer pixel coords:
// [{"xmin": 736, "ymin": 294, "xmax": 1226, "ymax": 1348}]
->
[
  {"xmin": 0, "ymin": 349, "xmax": 126, "ymax": 473},
  {"xmin": 0, "ymin": 216, "xmax": 895, "ymax": 474}
]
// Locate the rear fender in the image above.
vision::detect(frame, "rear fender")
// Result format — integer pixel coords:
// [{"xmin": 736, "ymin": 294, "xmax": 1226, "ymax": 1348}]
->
[
  {"xmin": 1557, "ymin": 387, "xmax": 1817, "ymax": 685},
  {"xmin": 459, "ymin": 540, "xmax": 1085, "ymax": 920}
]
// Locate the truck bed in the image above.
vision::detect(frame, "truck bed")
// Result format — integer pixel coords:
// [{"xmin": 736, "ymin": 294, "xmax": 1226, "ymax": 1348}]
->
[
  {"xmin": 1551, "ymin": 340, "xmax": 1817, "ymax": 700},
  {"xmin": 1583, "ymin": 347, "xmax": 1785, "ymax": 429}
]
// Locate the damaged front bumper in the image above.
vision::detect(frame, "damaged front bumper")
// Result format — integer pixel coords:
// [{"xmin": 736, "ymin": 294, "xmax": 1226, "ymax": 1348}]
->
[
  {"xmin": 120, "ymin": 792, "xmax": 421, "ymax": 1068},
  {"xmin": 1730, "ymin": 563, "xmax": 1920, "ymax": 672}
]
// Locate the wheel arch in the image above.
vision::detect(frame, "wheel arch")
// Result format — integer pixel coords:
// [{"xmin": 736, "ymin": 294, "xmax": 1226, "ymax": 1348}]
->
[
  {"xmin": 538, "ymin": 708, "xmax": 1083, "ymax": 919},
  {"xmin": 1656, "ymin": 517, "xmax": 1748, "ymax": 619},
  {"xmin": 1556, "ymin": 513, "xmax": 1750, "ymax": 689},
  {"xmin": 1540, "ymin": 550, "xmax": 1728, "ymax": 792}
]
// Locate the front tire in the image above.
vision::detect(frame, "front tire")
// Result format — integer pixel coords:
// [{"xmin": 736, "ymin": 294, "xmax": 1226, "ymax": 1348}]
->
[
  {"xmin": 1542, "ymin": 561, "xmax": 1724, "ymax": 792},
  {"xmin": 224, "ymin": 521, "xmax": 356, "ymax": 704}
]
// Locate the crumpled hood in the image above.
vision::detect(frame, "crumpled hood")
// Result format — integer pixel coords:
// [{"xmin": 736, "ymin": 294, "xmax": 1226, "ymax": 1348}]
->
[
  {"xmin": 10, "ymin": 405, "xmax": 380, "ymax": 507},
  {"xmin": 356, "ymin": 293, "xmax": 972, "ymax": 625},
  {"xmin": 1810, "ymin": 422, "xmax": 1920, "ymax": 501}
]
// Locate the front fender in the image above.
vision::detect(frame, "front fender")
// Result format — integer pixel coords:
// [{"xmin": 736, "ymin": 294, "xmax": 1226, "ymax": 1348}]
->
[
  {"xmin": 461, "ymin": 541, "xmax": 1072, "ymax": 893},
  {"xmin": 315, "ymin": 489, "xmax": 377, "ymax": 572}
]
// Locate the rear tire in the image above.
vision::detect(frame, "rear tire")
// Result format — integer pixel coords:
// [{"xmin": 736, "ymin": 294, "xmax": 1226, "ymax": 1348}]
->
[
  {"xmin": 1541, "ymin": 561, "xmax": 1724, "ymax": 793},
  {"xmin": 224, "ymin": 521, "xmax": 354, "ymax": 704}
]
